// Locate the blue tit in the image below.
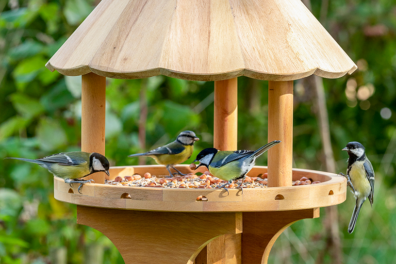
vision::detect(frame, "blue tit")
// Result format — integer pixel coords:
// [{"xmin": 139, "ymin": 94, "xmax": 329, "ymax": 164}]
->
[
  {"xmin": 7, "ymin": 152, "xmax": 110, "ymax": 193},
  {"xmin": 342, "ymin": 141, "xmax": 374, "ymax": 234},
  {"xmin": 194, "ymin": 140, "xmax": 280, "ymax": 192},
  {"xmin": 129, "ymin": 131, "xmax": 199, "ymax": 177}
]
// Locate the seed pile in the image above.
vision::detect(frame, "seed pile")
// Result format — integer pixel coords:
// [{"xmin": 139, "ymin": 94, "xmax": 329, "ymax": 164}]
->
[{"xmin": 104, "ymin": 172, "xmax": 321, "ymax": 189}]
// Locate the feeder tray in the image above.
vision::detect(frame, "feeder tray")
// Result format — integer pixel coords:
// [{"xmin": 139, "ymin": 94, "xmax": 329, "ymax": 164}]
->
[
  {"xmin": 47, "ymin": 0, "xmax": 355, "ymax": 263},
  {"xmin": 55, "ymin": 166, "xmax": 345, "ymax": 212},
  {"xmin": 54, "ymin": 165, "xmax": 346, "ymax": 264}
]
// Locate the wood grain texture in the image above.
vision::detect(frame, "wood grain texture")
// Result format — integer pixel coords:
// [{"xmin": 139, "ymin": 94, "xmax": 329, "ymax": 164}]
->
[
  {"xmin": 54, "ymin": 165, "xmax": 347, "ymax": 212},
  {"xmin": 214, "ymin": 78, "xmax": 238, "ymax": 151},
  {"xmin": 81, "ymin": 73, "xmax": 106, "ymax": 184},
  {"xmin": 46, "ymin": 0, "xmax": 357, "ymax": 81},
  {"xmin": 268, "ymin": 81, "xmax": 293, "ymax": 187},
  {"xmin": 242, "ymin": 208, "xmax": 319, "ymax": 264},
  {"xmin": 196, "ymin": 234, "xmax": 242, "ymax": 264},
  {"xmin": 77, "ymin": 207, "xmax": 242, "ymax": 264}
]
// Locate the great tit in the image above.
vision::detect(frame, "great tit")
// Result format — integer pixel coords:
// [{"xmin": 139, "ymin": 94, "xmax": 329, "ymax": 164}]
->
[
  {"xmin": 129, "ymin": 131, "xmax": 199, "ymax": 177},
  {"xmin": 7, "ymin": 152, "xmax": 110, "ymax": 193},
  {"xmin": 194, "ymin": 140, "xmax": 281, "ymax": 192},
  {"xmin": 341, "ymin": 142, "xmax": 374, "ymax": 234}
]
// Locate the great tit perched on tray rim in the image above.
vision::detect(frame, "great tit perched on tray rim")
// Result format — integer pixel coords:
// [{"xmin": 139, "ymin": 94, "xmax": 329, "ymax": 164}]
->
[
  {"xmin": 7, "ymin": 152, "xmax": 110, "ymax": 193},
  {"xmin": 341, "ymin": 141, "xmax": 374, "ymax": 234},
  {"xmin": 194, "ymin": 140, "xmax": 281, "ymax": 193},
  {"xmin": 129, "ymin": 130, "xmax": 199, "ymax": 177}
]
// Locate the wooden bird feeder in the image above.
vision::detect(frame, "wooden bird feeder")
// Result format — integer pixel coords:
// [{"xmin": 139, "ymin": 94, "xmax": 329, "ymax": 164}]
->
[{"xmin": 48, "ymin": 0, "xmax": 356, "ymax": 263}]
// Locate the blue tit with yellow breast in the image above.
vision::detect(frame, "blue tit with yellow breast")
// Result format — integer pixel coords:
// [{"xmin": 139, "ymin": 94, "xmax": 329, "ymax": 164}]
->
[
  {"xmin": 7, "ymin": 152, "xmax": 110, "ymax": 193},
  {"xmin": 341, "ymin": 141, "xmax": 374, "ymax": 234},
  {"xmin": 129, "ymin": 131, "xmax": 199, "ymax": 177},
  {"xmin": 194, "ymin": 140, "xmax": 280, "ymax": 192}
]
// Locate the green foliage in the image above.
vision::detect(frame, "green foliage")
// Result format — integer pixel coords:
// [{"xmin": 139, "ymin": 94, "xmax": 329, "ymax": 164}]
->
[{"xmin": 0, "ymin": 0, "xmax": 395, "ymax": 263}]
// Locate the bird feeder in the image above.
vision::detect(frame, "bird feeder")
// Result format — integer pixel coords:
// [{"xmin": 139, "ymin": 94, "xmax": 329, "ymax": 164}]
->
[{"xmin": 48, "ymin": 0, "xmax": 356, "ymax": 263}]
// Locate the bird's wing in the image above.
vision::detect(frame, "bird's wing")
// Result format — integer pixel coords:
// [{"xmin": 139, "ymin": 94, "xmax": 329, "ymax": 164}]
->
[
  {"xmin": 131, "ymin": 141, "xmax": 185, "ymax": 156},
  {"xmin": 211, "ymin": 150, "xmax": 254, "ymax": 168},
  {"xmin": 38, "ymin": 152, "xmax": 88, "ymax": 166},
  {"xmin": 364, "ymin": 158, "xmax": 375, "ymax": 205}
]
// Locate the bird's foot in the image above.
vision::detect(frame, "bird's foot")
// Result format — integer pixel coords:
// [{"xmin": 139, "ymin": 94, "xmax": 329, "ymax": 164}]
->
[
  {"xmin": 219, "ymin": 182, "xmax": 230, "ymax": 195},
  {"xmin": 238, "ymin": 186, "xmax": 244, "ymax": 195},
  {"xmin": 338, "ymin": 173, "xmax": 356, "ymax": 194},
  {"xmin": 64, "ymin": 179, "xmax": 94, "ymax": 194},
  {"xmin": 64, "ymin": 178, "xmax": 74, "ymax": 188},
  {"xmin": 171, "ymin": 166, "xmax": 187, "ymax": 176}
]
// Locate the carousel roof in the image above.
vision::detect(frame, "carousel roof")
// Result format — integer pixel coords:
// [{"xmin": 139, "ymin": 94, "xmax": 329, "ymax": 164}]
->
[{"xmin": 46, "ymin": 0, "xmax": 357, "ymax": 81}]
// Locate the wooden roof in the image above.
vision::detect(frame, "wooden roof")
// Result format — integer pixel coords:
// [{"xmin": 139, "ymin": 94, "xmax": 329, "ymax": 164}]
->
[{"xmin": 46, "ymin": 0, "xmax": 357, "ymax": 81}]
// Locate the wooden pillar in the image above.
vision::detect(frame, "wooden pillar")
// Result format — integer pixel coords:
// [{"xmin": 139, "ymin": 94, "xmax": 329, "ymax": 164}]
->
[
  {"xmin": 194, "ymin": 78, "xmax": 239, "ymax": 264},
  {"xmin": 214, "ymin": 78, "xmax": 238, "ymax": 151},
  {"xmin": 81, "ymin": 73, "xmax": 106, "ymax": 184},
  {"xmin": 268, "ymin": 81, "xmax": 293, "ymax": 187}
]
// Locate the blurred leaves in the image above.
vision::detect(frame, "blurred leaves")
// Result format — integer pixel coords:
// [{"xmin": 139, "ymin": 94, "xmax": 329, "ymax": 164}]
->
[
  {"xmin": 64, "ymin": 0, "xmax": 93, "ymax": 25},
  {"xmin": 0, "ymin": 0, "xmax": 396, "ymax": 263},
  {"xmin": 36, "ymin": 118, "xmax": 67, "ymax": 151},
  {"xmin": 0, "ymin": 117, "xmax": 29, "ymax": 142},
  {"xmin": 10, "ymin": 93, "xmax": 44, "ymax": 118},
  {"xmin": 65, "ymin": 76, "xmax": 82, "ymax": 98},
  {"xmin": 0, "ymin": 189, "xmax": 22, "ymax": 218}
]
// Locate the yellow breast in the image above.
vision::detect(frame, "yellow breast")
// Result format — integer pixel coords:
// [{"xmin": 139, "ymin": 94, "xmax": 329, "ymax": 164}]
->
[
  {"xmin": 209, "ymin": 161, "xmax": 242, "ymax": 181},
  {"xmin": 151, "ymin": 145, "xmax": 193, "ymax": 165},
  {"xmin": 350, "ymin": 161, "xmax": 371, "ymax": 199}
]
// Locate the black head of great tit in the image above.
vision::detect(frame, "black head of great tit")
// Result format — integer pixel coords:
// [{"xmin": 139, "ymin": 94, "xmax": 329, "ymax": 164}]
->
[
  {"xmin": 89, "ymin": 152, "xmax": 110, "ymax": 176},
  {"xmin": 129, "ymin": 130, "xmax": 199, "ymax": 177},
  {"xmin": 194, "ymin": 148, "xmax": 218, "ymax": 169},
  {"xmin": 342, "ymin": 141, "xmax": 375, "ymax": 233},
  {"xmin": 7, "ymin": 152, "xmax": 110, "ymax": 193}
]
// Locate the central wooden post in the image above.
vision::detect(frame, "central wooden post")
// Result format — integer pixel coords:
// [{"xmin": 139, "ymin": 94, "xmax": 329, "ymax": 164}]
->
[
  {"xmin": 194, "ymin": 78, "xmax": 239, "ymax": 264},
  {"xmin": 214, "ymin": 78, "xmax": 238, "ymax": 150},
  {"xmin": 81, "ymin": 73, "xmax": 106, "ymax": 183},
  {"xmin": 268, "ymin": 81, "xmax": 293, "ymax": 187}
]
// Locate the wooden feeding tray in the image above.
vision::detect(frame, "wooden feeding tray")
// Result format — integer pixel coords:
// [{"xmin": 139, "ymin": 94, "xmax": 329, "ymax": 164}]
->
[
  {"xmin": 54, "ymin": 165, "xmax": 346, "ymax": 264},
  {"xmin": 55, "ymin": 165, "xmax": 346, "ymax": 212},
  {"xmin": 45, "ymin": 0, "xmax": 356, "ymax": 263}
]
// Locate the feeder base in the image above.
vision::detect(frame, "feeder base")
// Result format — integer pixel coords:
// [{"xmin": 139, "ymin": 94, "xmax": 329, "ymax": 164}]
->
[{"xmin": 77, "ymin": 206, "xmax": 318, "ymax": 264}]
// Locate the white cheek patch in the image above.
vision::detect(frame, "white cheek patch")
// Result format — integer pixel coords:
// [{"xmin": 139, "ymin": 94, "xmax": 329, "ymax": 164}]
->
[
  {"xmin": 92, "ymin": 157, "xmax": 105, "ymax": 171},
  {"xmin": 200, "ymin": 154, "xmax": 214, "ymax": 165},
  {"xmin": 178, "ymin": 136, "xmax": 193, "ymax": 145},
  {"xmin": 351, "ymin": 148, "xmax": 365, "ymax": 158}
]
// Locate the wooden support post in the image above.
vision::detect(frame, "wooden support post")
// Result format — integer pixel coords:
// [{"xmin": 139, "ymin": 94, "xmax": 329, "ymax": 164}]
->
[
  {"xmin": 242, "ymin": 209, "xmax": 320, "ymax": 264},
  {"xmin": 268, "ymin": 81, "xmax": 293, "ymax": 187},
  {"xmin": 214, "ymin": 78, "xmax": 238, "ymax": 151},
  {"xmin": 195, "ymin": 78, "xmax": 239, "ymax": 264},
  {"xmin": 81, "ymin": 73, "xmax": 106, "ymax": 184},
  {"xmin": 77, "ymin": 207, "xmax": 242, "ymax": 264}
]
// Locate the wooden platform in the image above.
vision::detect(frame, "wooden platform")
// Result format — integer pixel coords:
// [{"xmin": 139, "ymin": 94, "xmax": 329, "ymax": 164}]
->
[
  {"xmin": 54, "ymin": 165, "xmax": 346, "ymax": 212},
  {"xmin": 53, "ymin": 165, "xmax": 344, "ymax": 263}
]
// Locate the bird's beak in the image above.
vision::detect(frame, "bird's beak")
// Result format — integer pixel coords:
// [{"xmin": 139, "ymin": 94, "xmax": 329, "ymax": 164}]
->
[
  {"xmin": 342, "ymin": 147, "xmax": 348, "ymax": 151},
  {"xmin": 194, "ymin": 137, "xmax": 200, "ymax": 141},
  {"xmin": 105, "ymin": 170, "xmax": 110, "ymax": 176}
]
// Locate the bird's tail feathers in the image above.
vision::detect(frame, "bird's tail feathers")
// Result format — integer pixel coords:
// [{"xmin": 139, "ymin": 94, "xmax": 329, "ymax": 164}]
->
[
  {"xmin": 128, "ymin": 153, "xmax": 150, "ymax": 157},
  {"xmin": 6, "ymin": 157, "xmax": 46, "ymax": 165},
  {"xmin": 348, "ymin": 200, "xmax": 363, "ymax": 234},
  {"xmin": 251, "ymin": 140, "xmax": 281, "ymax": 158}
]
